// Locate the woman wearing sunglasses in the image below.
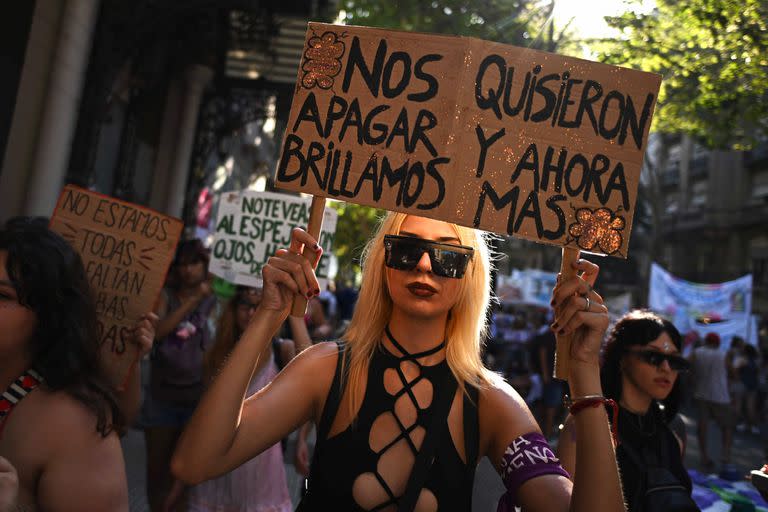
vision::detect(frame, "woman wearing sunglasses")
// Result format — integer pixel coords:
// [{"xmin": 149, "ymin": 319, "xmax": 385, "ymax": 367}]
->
[
  {"xmin": 172, "ymin": 213, "xmax": 624, "ymax": 511},
  {"xmin": 558, "ymin": 310, "xmax": 699, "ymax": 512}
]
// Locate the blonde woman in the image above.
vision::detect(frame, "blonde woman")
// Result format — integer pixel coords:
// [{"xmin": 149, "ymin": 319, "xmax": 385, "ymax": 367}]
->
[{"xmin": 172, "ymin": 213, "xmax": 625, "ymax": 511}]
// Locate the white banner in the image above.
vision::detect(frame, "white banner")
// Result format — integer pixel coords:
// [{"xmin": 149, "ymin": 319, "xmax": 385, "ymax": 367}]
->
[
  {"xmin": 209, "ymin": 191, "xmax": 338, "ymax": 288},
  {"xmin": 648, "ymin": 263, "xmax": 754, "ymax": 352},
  {"xmin": 496, "ymin": 269, "xmax": 557, "ymax": 307}
]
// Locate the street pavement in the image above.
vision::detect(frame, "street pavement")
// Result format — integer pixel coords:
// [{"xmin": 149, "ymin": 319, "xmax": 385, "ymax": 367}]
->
[{"xmin": 123, "ymin": 406, "xmax": 765, "ymax": 511}]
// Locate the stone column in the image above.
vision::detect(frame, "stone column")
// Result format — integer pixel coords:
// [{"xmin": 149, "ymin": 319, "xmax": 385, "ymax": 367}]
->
[
  {"xmin": 164, "ymin": 65, "xmax": 213, "ymax": 219},
  {"xmin": 148, "ymin": 79, "xmax": 182, "ymax": 212},
  {"xmin": 24, "ymin": 0, "xmax": 100, "ymax": 217}
]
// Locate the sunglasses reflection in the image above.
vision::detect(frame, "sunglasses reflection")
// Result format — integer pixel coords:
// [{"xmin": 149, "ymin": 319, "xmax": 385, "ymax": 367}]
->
[
  {"xmin": 629, "ymin": 349, "xmax": 691, "ymax": 372},
  {"xmin": 383, "ymin": 235, "xmax": 474, "ymax": 279}
]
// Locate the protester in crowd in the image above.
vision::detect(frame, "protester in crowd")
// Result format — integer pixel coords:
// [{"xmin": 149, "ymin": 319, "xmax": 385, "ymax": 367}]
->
[
  {"xmin": 690, "ymin": 332, "xmax": 733, "ymax": 471},
  {"xmin": 142, "ymin": 239, "xmax": 218, "ymax": 512},
  {"xmin": 752, "ymin": 464, "xmax": 768, "ymax": 502},
  {"xmin": 530, "ymin": 313, "xmax": 563, "ymax": 440},
  {"xmin": 305, "ymin": 295, "xmax": 333, "ymax": 341},
  {"xmin": 334, "ymin": 280, "xmax": 359, "ymax": 335},
  {"xmin": 558, "ymin": 310, "xmax": 699, "ymax": 511},
  {"xmin": 0, "ymin": 457, "xmax": 18, "ymax": 512},
  {"xmin": 172, "ymin": 213, "xmax": 625, "ymax": 511},
  {"xmin": 318, "ymin": 281, "xmax": 339, "ymax": 334},
  {"xmin": 0, "ymin": 221, "xmax": 156, "ymax": 511},
  {"xmin": 727, "ymin": 336, "xmax": 748, "ymax": 430},
  {"xmin": 162, "ymin": 285, "xmax": 311, "ymax": 511},
  {"xmin": 740, "ymin": 344, "xmax": 761, "ymax": 435}
]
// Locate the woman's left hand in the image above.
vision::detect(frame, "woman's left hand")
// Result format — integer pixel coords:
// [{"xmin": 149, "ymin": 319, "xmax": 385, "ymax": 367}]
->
[
  {"xmin": 132, "ymin": 312, "xmax": 159, "ymax": 358},
  {"xmin": 550, "ymin": 259, "xmax": 609, "ymax": 367}
]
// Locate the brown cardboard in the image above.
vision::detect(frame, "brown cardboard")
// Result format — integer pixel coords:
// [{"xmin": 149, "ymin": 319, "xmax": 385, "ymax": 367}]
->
[
  {"xmin": 275, "ymin": 23, "xmax": 662, "ymax": 257},
  {"xmin": 50, "ymin": 185, "xmax": 183, "ymax": 382}
]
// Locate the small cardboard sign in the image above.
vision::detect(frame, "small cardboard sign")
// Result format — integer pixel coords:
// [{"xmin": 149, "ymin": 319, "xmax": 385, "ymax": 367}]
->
[
  {"xmin": 209, "ymin": 190, "xmax": 338, "ymax": 287},
  {"xmin": 275, "ymin": 23, "xmax": 662, "ymax": 258},
  {"xmin": 50, "ymin": 185, "xmax": 183, "ymax": 382}
]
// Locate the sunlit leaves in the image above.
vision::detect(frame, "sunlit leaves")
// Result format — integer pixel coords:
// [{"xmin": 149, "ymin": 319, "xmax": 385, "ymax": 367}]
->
[
  {"xmin": 593, "ymin": 0, "xmax": 768, "ymax": 149},
  {"xmin": 340, "ymin": 0, "xmax": 575, "ymax": 52}
]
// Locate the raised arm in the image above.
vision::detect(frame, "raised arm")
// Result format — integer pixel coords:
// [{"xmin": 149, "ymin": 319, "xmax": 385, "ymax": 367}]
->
[
  {"xmin": 111, "ymin": 312, "xmax": 158, "ymax": 425},
  {"xmin": 551, "ymin": 259, "xmax": 624, "ymax": 511},
  {"xmin": 488, "ymin": 259, "xmax": 624, "ymax": 512},
  {"xmin": 171, "ymin": 228, "xmax": 332, "ymax": 484},
  {"xmin": 288, "ymin": 314, "xmax": 313, "ymax": 354},
  {"xmin": 154, "ymin": 281, "xmax": 210, "ymax": 340}
]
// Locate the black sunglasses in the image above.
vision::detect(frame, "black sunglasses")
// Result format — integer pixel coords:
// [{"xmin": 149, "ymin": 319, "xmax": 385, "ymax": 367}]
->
[
  {"xmin": 628, "ymin": 349, "xmax": 691, "ymax": 372},
  {"xmin": 236, "ymin": 299, "xmax": 259, "ymax": 311},
  {"xmin": 383, "ymin": 235, "xmax": 474, "ymax": 279}
]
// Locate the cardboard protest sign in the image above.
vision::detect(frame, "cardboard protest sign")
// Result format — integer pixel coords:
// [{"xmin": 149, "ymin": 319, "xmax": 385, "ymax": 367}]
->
[
  {"xmin": 50, "ymin": 185, "xmax": 183, "ymax": 381},
  {"xmin": 209, "ymin": 190, "xmax": 338, "ymax": 287},
  {"xmin": 275, "ymin": 23, "xmax": 661, "ymax": 257}
]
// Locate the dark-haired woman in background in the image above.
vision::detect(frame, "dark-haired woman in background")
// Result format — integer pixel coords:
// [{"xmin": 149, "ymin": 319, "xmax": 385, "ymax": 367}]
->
[
  {"xmin": 0, "ymin": 221, "xmax": 156, "ymax": 511},
  {"xmin": 558, "ymin": 310, "xmax": 699, "ymax": 511}
]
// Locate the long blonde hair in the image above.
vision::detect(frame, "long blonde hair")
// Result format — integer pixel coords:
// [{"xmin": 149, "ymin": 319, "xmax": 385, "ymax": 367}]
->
[{"xmin": 341, "ymin": 212, "xmax": 498, "ymax": 419}]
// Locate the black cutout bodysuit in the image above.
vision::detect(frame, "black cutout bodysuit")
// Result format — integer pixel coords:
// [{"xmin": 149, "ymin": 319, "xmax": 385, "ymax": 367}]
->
[{"xmin": 297, "ymin": 337, "xmax": 479, "ymax": 511}]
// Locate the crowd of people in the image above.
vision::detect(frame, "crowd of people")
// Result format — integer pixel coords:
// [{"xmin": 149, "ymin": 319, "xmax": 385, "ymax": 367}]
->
[
  {"xmin": 487, "ymin": 308, "xmax": 768, "ymax": 451},
  {"xmin": 1, "ymin": 214, "xmax": 768, "ymax": 511}
]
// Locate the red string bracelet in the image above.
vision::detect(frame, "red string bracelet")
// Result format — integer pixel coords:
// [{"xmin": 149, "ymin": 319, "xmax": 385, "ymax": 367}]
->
[{"xmin": 567, "ymin": 395, "xmax": 620, "ymax": 446}]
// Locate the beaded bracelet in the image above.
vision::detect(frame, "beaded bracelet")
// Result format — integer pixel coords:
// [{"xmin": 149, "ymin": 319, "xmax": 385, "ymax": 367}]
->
[{"xmin": 565, "ymin": 394, "xmax": 620, "ymax": 446}]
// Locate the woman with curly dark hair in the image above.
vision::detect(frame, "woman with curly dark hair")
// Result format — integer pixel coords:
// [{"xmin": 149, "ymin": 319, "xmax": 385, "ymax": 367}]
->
[
  {"xmin": 558, "ymin": 310, "xmax": 699, "ymax": 511},
  {"xmin": 0, "ymin": 220, "xmax": 156, "ymax": 511}
]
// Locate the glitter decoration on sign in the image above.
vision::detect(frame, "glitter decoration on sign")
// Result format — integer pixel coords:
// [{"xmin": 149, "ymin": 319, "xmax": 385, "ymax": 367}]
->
[
  {"xmin": 301, "ymin": 31, "xmax": 346, "ymax": 90},
  {"xmin": 566, "ymin": 206, "xmax": 626, "ymax": 255}
]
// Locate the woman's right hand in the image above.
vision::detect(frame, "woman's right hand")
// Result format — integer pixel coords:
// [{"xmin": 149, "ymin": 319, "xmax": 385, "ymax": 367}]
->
[{"xmin": 260, "ymin": 227, "xmax": 323, "ymax": 315}]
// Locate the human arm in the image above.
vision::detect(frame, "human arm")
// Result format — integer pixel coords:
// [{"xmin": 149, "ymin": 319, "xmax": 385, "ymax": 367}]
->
[
  {"xmin": 288, "ymin": 314, "xmax": 313, "ymax": 354},
  {"xmin": 294, "ymin": 421, "xmax": 313, "ymax": 476},
  {"xmin": 113, "ymin": 312, "xmax": 158, "ymax": 425},
  {"xmin": 161, "ymin": 479, "xmax": 186, "ymax": 512},
  {"xmin": 308, "ymin": 297, "xmax": 332, "ymax": 339},
  {"xmin": 556, "ymin": 414, "xmax": 577, "ymax": 478},
  {"xmin": 487, "ymin": 259, "xmax": 624, "ymax": 512},
  {"xmin": 279, "ymin": 338, "xmax": 297, "ymax": 365},
  {"xmin": 154, "ymin": 280, "xmax": 211, "ymax": 340},
  {"xmin": 551, "ymin": 259, "xmax": 624, "ymax": 511},
  {"xmin": 171, "ymin": 228, "xmax": 331, "ymax": 484},
  {"xmin": 0, "ymin": 457, "xmax": 18, "ymax": 512}
]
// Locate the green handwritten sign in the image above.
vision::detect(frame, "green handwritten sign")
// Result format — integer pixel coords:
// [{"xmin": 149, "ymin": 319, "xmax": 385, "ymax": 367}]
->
[{"xmin": 209, "ymin": 190, "xmax": 338, "ymax": 287}]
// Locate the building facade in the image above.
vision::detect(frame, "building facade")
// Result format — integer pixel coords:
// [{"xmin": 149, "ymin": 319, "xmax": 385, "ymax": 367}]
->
[
  {"xmin": 0, "ymin": 0, "xmax": 334, "ymax": 234},
  {"xmin": 653, "ymin": 133, "xmax": 768, "ymax": 316}
]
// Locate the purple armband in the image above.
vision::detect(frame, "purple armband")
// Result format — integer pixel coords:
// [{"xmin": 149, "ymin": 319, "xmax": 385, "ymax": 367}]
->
[{"xmin": 496, "ymin": 432, "xmax": 570, "ymax": 512}]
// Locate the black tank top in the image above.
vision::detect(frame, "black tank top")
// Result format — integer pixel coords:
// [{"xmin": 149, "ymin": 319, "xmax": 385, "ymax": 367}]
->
[{"xmin": 298, "ymin": 340, "xmax": 480, "ymax": 511}]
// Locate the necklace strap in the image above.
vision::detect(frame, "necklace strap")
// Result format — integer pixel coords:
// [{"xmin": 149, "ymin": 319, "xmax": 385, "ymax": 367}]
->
[
  {"xmin": 384, "ymin": 325, "xmax": 445, "ymax": 361},
  {"xmin": 0, "ymin": 368, "xmax": 43, "ymax": 436}
]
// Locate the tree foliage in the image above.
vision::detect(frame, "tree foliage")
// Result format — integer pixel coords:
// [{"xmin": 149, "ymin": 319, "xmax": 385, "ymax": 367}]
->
[
  {"xmin": 595, "ymin": 0, "xmax": 768, "ymax": 149},
  {"xmin": 329, "ymin": 201, "xmax": 385, "ymax": 284},
  {"xmin": 339, "ymin": 0, "xmax": 575, "ymax": 52}
]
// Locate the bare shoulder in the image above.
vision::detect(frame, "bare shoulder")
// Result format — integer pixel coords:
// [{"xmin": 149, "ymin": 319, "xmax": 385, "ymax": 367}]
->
[
  {"xmin": 287, "ymin": 340, "xmax": 340, "ymax": 369},
  {"xmin": 478, "ymin": 377, "xmax": 537, "ymax": 424},
  {"xmin": 29, "ymin": 390, "xmax": 128, "ymax": 512},
  {"xmin": 478, "ymin": 378, "xmax": 541, "ymax": 467},
  {"xmin": 275, "ymin": 341, "xmax": 341, "ymax": 418},
  {"xmin": 32, "ymin": 389, "xmax": 120, "ymax": 453}
]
